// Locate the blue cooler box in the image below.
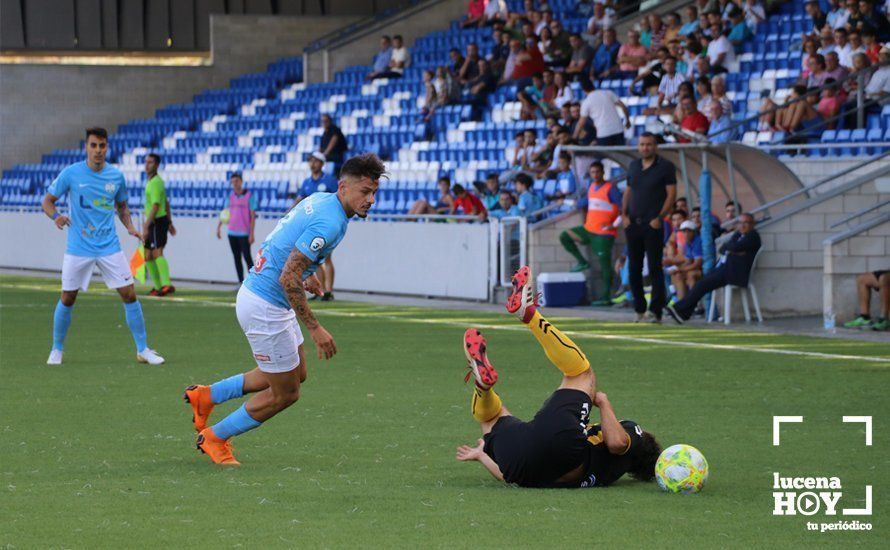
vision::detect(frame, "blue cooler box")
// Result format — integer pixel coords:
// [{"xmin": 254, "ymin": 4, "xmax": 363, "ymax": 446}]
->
[{"xmin": 537, "ymin": 272, "xmax": 587, "ymax": 307}]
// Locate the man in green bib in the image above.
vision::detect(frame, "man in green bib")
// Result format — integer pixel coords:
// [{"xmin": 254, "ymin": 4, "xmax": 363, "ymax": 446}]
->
[{"xmin": 143, "ymin": 153, "xmax": 176, "ymax": 296}]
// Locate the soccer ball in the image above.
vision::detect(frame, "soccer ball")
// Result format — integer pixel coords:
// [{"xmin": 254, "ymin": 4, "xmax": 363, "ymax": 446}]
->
[
  {"xmin": 655, "ymin": 444, "xmax": 709, "ymax": 494},
  {"xmin": 219, "ymin": 208, "xmax": 230, "ymax": 224}
]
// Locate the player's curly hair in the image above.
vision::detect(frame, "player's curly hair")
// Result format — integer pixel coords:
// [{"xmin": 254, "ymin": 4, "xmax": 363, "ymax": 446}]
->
[
  {"xmin": 340, "ymin": 153, "xmax": 387, "ymax": 182},
  {"xmin": 628, "ymin": 431, "xmax": 662, "ymax": 482}
]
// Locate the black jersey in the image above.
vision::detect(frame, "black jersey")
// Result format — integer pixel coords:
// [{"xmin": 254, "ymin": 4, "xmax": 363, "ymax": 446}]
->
[{"xmin": 572, "ymin": 420, "xmax": 647, "ymax": 487}]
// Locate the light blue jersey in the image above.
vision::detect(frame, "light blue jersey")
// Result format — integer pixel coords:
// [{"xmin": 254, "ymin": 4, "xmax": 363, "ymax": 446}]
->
[
  {"xmin": 48, "ymin": 161, "xmax": 127, "ymax": 257},
  {"xmin": 244, "ymin": 192, "xmax": 349, "ymax": 309}
]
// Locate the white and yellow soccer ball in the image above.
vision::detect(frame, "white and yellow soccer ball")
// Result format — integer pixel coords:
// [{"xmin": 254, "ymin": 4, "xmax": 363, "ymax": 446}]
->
[
  {"xmin": 655, "ymin": 444, "xmax": 709, "ymax": 494},
  {"xmin": 219, "ymin": 208, "xmax": 231, "ymax": 224}
]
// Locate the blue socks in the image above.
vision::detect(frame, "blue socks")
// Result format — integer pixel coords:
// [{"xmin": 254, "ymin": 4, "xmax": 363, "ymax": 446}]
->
[
  {"xmin": 212, "ymin": 404, "xmax": 262, "ymax": 440},
  {"xmin": 123, "ymin": 301, "xmax": 148, "ymax": 352},
  {"xmin": 52, "ymin": 300, "xmax": 73, "ymax": 351},
  {"xmin": 210, "ymin": 373, "xmax": 245, "ymax": 404}
]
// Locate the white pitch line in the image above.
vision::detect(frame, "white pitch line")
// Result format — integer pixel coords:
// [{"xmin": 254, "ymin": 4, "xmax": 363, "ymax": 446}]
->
[{"xmin": 3, "ymin": 282, "xmax": 889, "ymax": 365}]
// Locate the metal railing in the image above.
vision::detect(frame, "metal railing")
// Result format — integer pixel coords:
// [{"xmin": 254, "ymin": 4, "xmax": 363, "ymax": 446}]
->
[{"xmin": 829, "ymin": 198, "xmax": 890, "ymax": 228}]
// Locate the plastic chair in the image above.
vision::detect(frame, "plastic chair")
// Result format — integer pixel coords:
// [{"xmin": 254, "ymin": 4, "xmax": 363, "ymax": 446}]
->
[{"xmin": 707, "ymin": 249, "xmax": 764, "ymax": 325}]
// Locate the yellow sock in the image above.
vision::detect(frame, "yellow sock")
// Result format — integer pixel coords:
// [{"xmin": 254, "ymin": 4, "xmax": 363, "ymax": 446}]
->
[
  {"xmin": 528, "ymin": 311, "xmax": 590, "ymax": 376},
  {"xmin": 471, "ymin": 386, "xmax": 503, "ymax": 423}
]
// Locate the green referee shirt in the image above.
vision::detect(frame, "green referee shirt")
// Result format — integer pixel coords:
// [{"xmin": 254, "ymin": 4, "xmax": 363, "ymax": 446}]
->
[{"xmin": 144, "ymin": 174, "xmax": 167, "ymax": 218}]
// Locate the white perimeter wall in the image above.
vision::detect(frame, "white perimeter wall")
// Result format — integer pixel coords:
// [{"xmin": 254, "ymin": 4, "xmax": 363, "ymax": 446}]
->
[{"xmin": 0, "ymin": 213, "xmax": 490, "ymax": 301}]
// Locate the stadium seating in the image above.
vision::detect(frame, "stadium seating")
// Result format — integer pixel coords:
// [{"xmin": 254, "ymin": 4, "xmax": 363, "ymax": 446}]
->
[{"xmin": 1, "ymin": 0, "xmax": 886, "ymax": 215}]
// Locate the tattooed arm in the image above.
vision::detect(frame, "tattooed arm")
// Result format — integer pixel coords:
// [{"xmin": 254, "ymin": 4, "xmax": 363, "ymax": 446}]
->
[
  {"xmin": 279, "ymin": 248, "xmax": 337, "ymax": 359},
  {"xmin": 116, "ymin": 201, "xmax": 142, "ymax": 241}
]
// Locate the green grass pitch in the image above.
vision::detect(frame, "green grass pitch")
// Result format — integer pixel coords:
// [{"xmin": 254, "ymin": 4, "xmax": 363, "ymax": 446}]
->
[{"xmin": 1, "ymin": 275, "xmax": 887, "ymax": 547}]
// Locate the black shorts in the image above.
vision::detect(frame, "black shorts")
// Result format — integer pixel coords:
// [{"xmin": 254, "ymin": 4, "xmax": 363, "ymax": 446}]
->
[
  {"xmin": 145, "ymin": 215, "xmax": 170, "ymax": 250},
  {"xmin": 483, "ymin": 389, "xmax": 592, "ymax": 486}
]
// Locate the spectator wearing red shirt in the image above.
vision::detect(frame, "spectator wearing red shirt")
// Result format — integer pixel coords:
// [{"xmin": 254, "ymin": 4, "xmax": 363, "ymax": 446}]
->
[
  {"xmin": 452, "ymin": 184, "xmax": 488, "ymax": 221},
  {"xmin": 512, "ymin": 38, "xmax": 547, "ymax": 86},
  {"xmin": 677, "ymin": 96, "xmax": 710, "ymax": 143},
  {"xmin": 461, "ymin": 0, "xmax": 486, "ymax": 28}
]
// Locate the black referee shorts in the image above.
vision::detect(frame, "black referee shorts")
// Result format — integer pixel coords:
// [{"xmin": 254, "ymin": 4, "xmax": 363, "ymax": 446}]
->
[{"xmin": 145, "ymin": 215, "xmax": 170, "ymax": 250}]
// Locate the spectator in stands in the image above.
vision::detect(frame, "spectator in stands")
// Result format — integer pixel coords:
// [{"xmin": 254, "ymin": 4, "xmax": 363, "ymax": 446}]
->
[
  {"xmin": 848, "ymin": 29, "xmax": 865, "ymax": 56},
  {"xmin": 569, "ymin": 102, "xmax": 597, "ymax": 145},
  {"xmin": 671, "ymin": 81, "xmax": 696, "ymax": 123},
  {"xmin": 760, "ymin": 84, "xmax": 820, "ymax": 133},
  {"xmin": 693, "ymin": 52, "xmax": 728, "ymax": 80},
  {"xmin": 514, "ymin": 173, "xmax": 544, "ymax": 217},
  {"xmin": 662, "ymin": 208, "xmax": 689, "ymax": 276},
  {"xmin": 489, "ymin": 25, "xmax": 512, "ymax": 77},
  {"xmin": 668, "ymin": 220, "xmax": 704, "ymax": 300},
  {"xmin": 640, "ymin": 15, "xmax": 654, "ymax": 47},
  {"xmin": 319, "ymin": 115, "xmax": 348, "ymax": 174},
  {"xmin": 386, "ymin": 35, "xmax": 410, "ymax": 78},
  {"xmin": 666, "ymin": 213, "xmax": 762, "ymax": 324},
  {"xmin": 860, "ymin": 0, "xmax": 890, "ymax": 39},
  {"xmin": 825, "ymin": 51, "xmax": 851, "ymax": 81},
  {"xmin": 680, "ymin": 5, "xmax": 701, "ymax": 37},
  {"xmin": 865, "ymin": 47, "xmax": 890, "ymax": 101},
  {"xmin": 826, "ymin": 0, "xmax": 849, "ymax": 30},
  {"xmin": 666, "ymin": 38, "xmax": 691, "ymax": 77},
  {"xmin": 502, "ymin": 38, "xmax": 541, "ymax": 85},
  {"xmin": 538, "ymin": 7, "xmax": 555, "ymax": 36},
  {"xmin": 560, "ymin": 161, "xmax": 621, "ymax": 304},
  {"xmin": 678, "ymin": 96, "xmax": 711, "ymax": 142},
  {"xmin": 518, "ymin": 72, "xmax": 548, "ymax": 119},
  {"xmin": 553, "ymin": 71, "xmax": 575, "ymax": 109},
  {"xmin": 577, "ymin": 78, "xmax": 631, "ymax": 145},
  {"xmin": 846, "ymin": 52, "xmax": 873, "ymax": 94},
  {"xmin": 708, "ymin": 101, "xmax": 736, "ymax": 142},
  {"xmin": 297, "ymin": 152, "xmax": 337, "ymax": 202},
  {"xmin": 666, "ymin": 13, "xmax": 683, "ymax": 44},
  {"xmin": 697, "ymin": 11, "xmax": 713, "ymax": 40},
  {"xmin": 622, "ymin": 133, "xmax": 677, "ymax": 323},
  {"xmin": 538, "ymin": 27, "xmax": 554, "ymax": 64},
  {"xmin": 727, "ymin": 9, "xmax": 753, "ymax": 52},
  {"xmin": 551, "ymin": 150, "xmax": 578, "ymax": 200},
  {"xmin": 451, "ymin": 184, "xmax": 488, "ymax": 221},
  {"xmin": 801, "ymin": 38, "xmax": 820, "ymax": 76},
  {"xmin": 696, "ymin": 76, "xmax": 715, "ymax": 116},
  {"xmin": 805, "ymin": 1, "xmax": 828, "ymax": 34},
  {"xmin": 720, "ymin": 200, "xmax": 742, "ymax": 234},
  {"xmin": 655, "ymin": 57, "xmax": 687, "ymax": 113},
  {"xmin": 805, "ymin": 54, "xmax": 830, "ymax": 87},
  {"xmin": 584, "ymin": 3, "xmax": 615, "ymax": 47},
  {"xmin": 649, "ymin": 12, "xmax": 668, "ymax": 51},
  {"xmin": 489, "ymin": 190, "xmax": 522, "ymax": 219},
  {"xmin": 566, "ymin": 34, "xmax": 595, "ymax": 80},
  {"xmin": 843, "ymin": 270, "xmax": 889, "ymax": 330},
  {"xmin": 818, "ymin": 26, "xmax": 838, "ymax": 55},
  {"xmin": 862, "ymin": 28, "xmax": 881, "ymax": 63},
  {"xmin": 834, "ymin": 28, "xmax": 854, "ymax": 67},
  {"xmin": 481, "ymin": 174, "xmax": 501, "ymax": 211},
  {"xmin": 449, "ymin": 48, "xmax": 466, "ymax": 76},
  {"xmin": 617, "ymin": 29, "xmax": 648, "ymax": 79},
  {"xmin": 216, "ymin": 172, "xmax": 256, "ymax": 284},
  {"xmin": 744, "ymin": 0, "xmax": 767, "ymax": 31},
  {"xmin": 466, "ymin": 59, "xmax": 499, "ymax": 105},
  {"xmin": 710, "ymin": 76, "xmax": 733, "ymax": 114},
  {"xmin": 707, "ymin": 21, "xmax": 736, "ymax": 69},
  {"xmin": 434, "ymin": 65, "xmax": 461, "ymax": 106},
  {"xmin": 421, "ymin": 70, "xmax": 437, "ymax": 121},
  {"xmin": 367, "ymin": 36, "xmax": 393, "ymax": 80},
  {"xmin": 409, "ymin": 176, "xmax": 454, "ymax": 216},
  {"xmin": 630, "ymin": 46, "xmax": 670, "ymax": 95},
  {"xmin": 462, "ymin": 0, "xmax": 487, "ymax": 28},
  {"xmin": 459, "ymin": 42, "xmax": 482, "ymax": 85},
  {"xmin": 546, "ymin": 20, "xmax": 573, "ymax": 68},
  {"xmin": 592, "ymin": 28, "xmax": 621, "ymax": 79},
  {"xmin": 483, "ymin": 0, "xmax": 509, "ymax": 26}
]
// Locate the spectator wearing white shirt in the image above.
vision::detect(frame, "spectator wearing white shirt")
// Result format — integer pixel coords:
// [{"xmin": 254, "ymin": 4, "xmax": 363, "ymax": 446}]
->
[
  {"xmin": 552, "ymin": 71, "xmax": 575, "ymax": 109},
  {"xmin": 389, "ymin": 35, "xmax": 410, "ymax": 76},
  {"xmin": 833, "ymin": 28, "xmax": 854, "ymax": 67},
  {"xmin": 818, "ymin": 26, "xmax": 837, "ymax": 56},
  {"xmin": 585, "ymin": 3, "xmax": 615, "ymax": 48},
  {"xmin": 744, "ymin": 0, "xmax": 766, "ymax": 31},
  {"xmin": 657, "ymin": 57, "xmax": 688, "ymax": 109},
  {"xmin": 576, "ymin": 78, "xmax": 631, "ymax": 146},
  {"xmin": 707, "ymin": 22, "xmax": 736, "ymax": 69},
  {"xmin": 827, "ymin": 0, "xmax": 850, "ymax": 29},
  {"xmin": 865, "ymin": 48, "xmax": 890, "ymax": 102},
  {"xmin": 483, "ymin": 0, "xmax": 508, "ymax": 25}
]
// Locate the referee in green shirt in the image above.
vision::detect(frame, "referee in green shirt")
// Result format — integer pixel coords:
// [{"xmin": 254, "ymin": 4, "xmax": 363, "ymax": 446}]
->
[{"xmin": 143, "ymin": 153, "xmax": 176, "ymax": 296}]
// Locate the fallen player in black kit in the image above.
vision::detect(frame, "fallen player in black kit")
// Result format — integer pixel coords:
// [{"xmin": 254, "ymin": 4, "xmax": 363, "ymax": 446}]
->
[{"xmin": 456, "ymin": 266, "xmax": 662, "ymax": 487}]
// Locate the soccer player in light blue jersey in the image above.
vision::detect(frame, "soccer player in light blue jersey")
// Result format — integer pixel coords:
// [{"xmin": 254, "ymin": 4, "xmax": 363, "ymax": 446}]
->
[
  {"xmin": 41, "ymin": 127, "xmax": 164, "ymax": 365},
  {"xmin": 184, "ymin": 153, "xmax": 385, "ymax": 465}
]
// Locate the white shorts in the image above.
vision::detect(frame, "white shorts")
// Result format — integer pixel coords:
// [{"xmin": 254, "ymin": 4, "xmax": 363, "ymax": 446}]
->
[
  {"xmin": 236, "ymin": 285, "xmax": 304, "ymax": 374},
  {"xmin": 61, "ymin": 252, "xmax": 134, "ymax": 292}
]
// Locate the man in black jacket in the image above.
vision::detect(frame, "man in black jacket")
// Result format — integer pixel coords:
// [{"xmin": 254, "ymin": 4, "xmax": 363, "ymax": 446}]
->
[{"xmin": 665, "ymin": 213, "xmax": 761, "ymax": 324}]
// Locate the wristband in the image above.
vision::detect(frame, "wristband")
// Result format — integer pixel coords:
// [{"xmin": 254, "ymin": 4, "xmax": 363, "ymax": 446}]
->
[{"xmin": 51, "ymin": 212, "xmax": 60, "ymax": 221}]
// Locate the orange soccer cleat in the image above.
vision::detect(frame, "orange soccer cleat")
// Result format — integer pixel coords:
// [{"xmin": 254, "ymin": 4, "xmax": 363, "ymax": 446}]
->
[
  {"xmin": 196, "ymin": 428, "xmax": 240, "ymax": 465},
  {"xmin": 183, "ymin": 384, "xmax": 215, "ymax": 432},
  {"xmin": 505, "ymin": 266, "xmax": 538, "ymax": 324}
]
